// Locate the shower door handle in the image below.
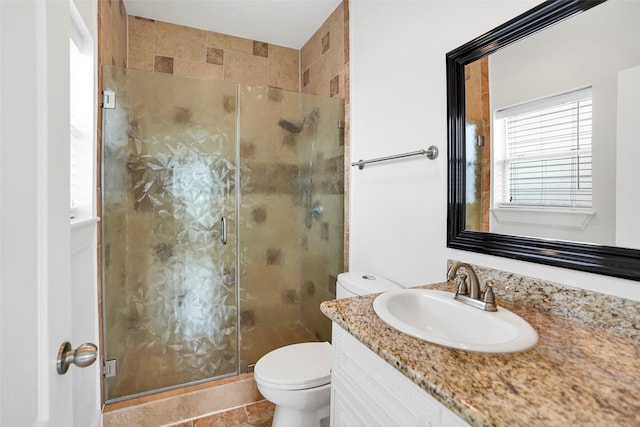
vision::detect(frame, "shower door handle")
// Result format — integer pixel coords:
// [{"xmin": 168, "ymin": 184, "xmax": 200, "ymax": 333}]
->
[{"xmin": 220, "ymin": 216, "xmax": 227, "ymax": 245}]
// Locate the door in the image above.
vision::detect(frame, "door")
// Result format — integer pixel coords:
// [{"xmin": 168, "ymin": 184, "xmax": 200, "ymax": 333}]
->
[
  {"xmin": 101, "ymin": 66, "xmax": 239, "ymax": 401},
  {"xmin": 0, "ymin": 1, "xmax": 100, "ymax": 426}
]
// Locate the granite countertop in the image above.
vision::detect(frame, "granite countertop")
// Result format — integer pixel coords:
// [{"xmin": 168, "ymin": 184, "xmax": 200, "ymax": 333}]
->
[{"xmin": 320, "ymin": 281, "xmax": 640, "ymax": 427}]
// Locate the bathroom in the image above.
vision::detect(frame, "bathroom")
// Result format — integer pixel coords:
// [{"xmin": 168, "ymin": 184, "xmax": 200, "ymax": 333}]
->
[{"xmin": 1, "ymin": 0, "xmax": 638, "ymax": 426}]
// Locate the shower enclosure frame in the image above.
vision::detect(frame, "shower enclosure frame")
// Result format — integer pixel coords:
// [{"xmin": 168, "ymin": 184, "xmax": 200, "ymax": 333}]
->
[{"xmin": 100, "ymin": 66, "xmax": 345, "ymax": 402}]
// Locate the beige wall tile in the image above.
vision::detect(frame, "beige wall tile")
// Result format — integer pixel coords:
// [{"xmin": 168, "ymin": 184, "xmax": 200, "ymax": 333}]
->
[
  {"xmin": 301, "ymin": 29, "xmax": 322, "ymax": 71},
  {"xmin": 155, "ymin": 21, "xmax": 206, "ymax": 62},
  {"xmin": 128, "ymin": 16, "xmax": 153, "ymax": 52},
  {"xmin": 128, "ymin": 49, "xmax": 153, "ymax": 71},
  {"xmin": 322, "ymin": 31, "xmax": 331, "ymax": 54},
  {"xmin": 300, "ymin": 2, "xmax": 346, "ymax": 99},
  {"xmin": 207, "ymin": 31, "xmax": 253, "ymax": 54},
  {"xmin": 174, "ymin": 59, "xmax": 223, "ymax": 80},
  {"xmin": 302, "ymin": 68, "xmax": 310, "ymax": 87},
  {"xmin": 206, "ymin": 47, "xmax": 224, "ymax": 65},
  {"xmin": 301, "ymin": 6, "xmax": 336, "ymax": 69},
  {"xmin": 343, "ymin": 0, "xmax": 350, "ymax": 65},
  {"xmin": 268, "ymin": 45, "xmax": 299, "ymax": 91},
  {"xmin": 322, "ymin": 17, "xmax": 345, "ymax": 78},
  {"xmin": 98, "ymin": 1, "xmax": 112, "ymax": 67},
  {"xmin": 128, "ymin": 16, "xmax": 154, "ymax": 71},
  {"xmin": 99, "ymin": 0, "xmax": 128, "ymax": 68},
  {"xmin": 253, "ymin": 41, "xmax": 269, "ymax": 58},
  {"xmin": 301, "ymin": 3, "xmax": 343, "ymax": 71},
  {"xmin": 111, "ymin": 0, "xmax": 128, "ymax": 67},
  {"xmin": 128, "ymin": 50, "xmax": 154, "ymax": 71},
  {"xmin": 224, "ymin": 50, "xmax": 267, "ymax": 86},
  {"xmin": 303, "ymin": 56, "xmax": 332, "ymax": 98},
  {"xmin": 330, "ymin": 74, "xmax": 340, "ymax": 97},
  {"xmin": 154, "ymin": 55, "xmax": 174, "ymax": 74},
  {"xmin": 344, "ymin": 61, "xmax": 350, "ymax": 105}
]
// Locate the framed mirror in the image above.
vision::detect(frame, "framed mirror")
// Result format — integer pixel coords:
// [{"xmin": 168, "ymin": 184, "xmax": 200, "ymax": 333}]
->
[{"xmin": 447, "ymin": 0, "xmax": 640, "ymax": 281}]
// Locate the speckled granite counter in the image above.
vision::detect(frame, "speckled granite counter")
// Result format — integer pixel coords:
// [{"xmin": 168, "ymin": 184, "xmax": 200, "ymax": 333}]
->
[{"xmin": 320, "ymin": 274, "xmax": 640, "ymax": 427}]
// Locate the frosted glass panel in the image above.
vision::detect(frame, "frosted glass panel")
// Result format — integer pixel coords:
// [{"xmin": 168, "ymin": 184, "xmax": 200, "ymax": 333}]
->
[
  {"xmin": 102, "ymin": 66, "xmax": 238, "ymax": 400},
  {"xmin": 238, "ymin": 86, "xmax": 345, "ymax": 370},
  {"xmin": 466, "ymin": 120, "xmax": 483, "ymax": 232}
]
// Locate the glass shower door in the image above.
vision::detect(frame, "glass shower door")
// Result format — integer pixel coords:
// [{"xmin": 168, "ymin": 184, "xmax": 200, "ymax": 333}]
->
[
  {"xmin": 237, "ymin": 85, "xmax": 345, "ymax": 371},
  {"xmin": 465, "ymin": 119, "xmax": 484, "ymax": 232},
  {"xmin": 101, "ymin": 66, "xmax": 239, "ymax": 401}
]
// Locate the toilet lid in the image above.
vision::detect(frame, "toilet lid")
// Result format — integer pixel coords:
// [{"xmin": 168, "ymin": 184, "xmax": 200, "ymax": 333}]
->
[
  {"xmin": 254, "ymin": 342, "xmax": 332, "ymax": 391},
  {"xmin": 338, "ymin": 272, "xmax": 402, "ymax": 295}
]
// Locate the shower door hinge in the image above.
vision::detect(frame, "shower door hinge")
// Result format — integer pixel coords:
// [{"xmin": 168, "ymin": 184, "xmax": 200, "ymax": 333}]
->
[
  {"xmin": 102, "ymin": 90, "xmax": 116, "ymax": 109},
  {"xmin": 476, "ymin": 135, "xmax": 485, "ymax": 147},
  {"xmin": 103, "ymin": 359, "xmax": 117, "ymax": 377}
]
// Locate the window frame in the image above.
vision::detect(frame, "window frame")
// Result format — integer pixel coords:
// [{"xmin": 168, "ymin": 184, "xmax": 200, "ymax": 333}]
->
[
  {"xmin": 493, "ymin": 86, "xmax": 593, "ymax": 211},
  {"xmin": 69, "ymin": 3, "xmax": 96, "ymax": 221}
]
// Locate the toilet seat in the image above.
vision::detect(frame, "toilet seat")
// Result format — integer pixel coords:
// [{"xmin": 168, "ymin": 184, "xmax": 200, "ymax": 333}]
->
[{"xmin": 254, "ymin": 342, "xmax": 331, "ymax": 391}]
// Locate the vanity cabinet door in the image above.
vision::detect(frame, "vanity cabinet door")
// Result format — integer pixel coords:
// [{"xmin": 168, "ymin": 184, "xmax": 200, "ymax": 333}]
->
[
  {"xmin": 331, "ymin": 326, "xmax": 444, "ymax": 427},
  {"xmin": 441, "ymin": 409, "xmax": 474, "ymax": 427}
]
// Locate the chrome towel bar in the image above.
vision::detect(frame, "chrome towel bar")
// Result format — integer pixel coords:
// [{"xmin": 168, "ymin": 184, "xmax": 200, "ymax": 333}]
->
[{"xmin": 351, "ymin": 146, "xmax": 438, "ymax": 170}]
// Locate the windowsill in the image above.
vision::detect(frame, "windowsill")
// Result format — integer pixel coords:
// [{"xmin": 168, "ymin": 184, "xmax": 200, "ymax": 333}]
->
[
  {"xmin": 490, "ymin": 207, "xmax": 594, "ymax": 230},
  {"xmin": 71, "ymin": 216, "xmax": 100, "ymax": 231}
]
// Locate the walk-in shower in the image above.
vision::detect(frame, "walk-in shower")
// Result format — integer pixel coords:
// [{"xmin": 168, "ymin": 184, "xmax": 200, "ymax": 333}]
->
[{"xmin": 101, "ymin": 66, "xmax": 344, "ymax": 402}]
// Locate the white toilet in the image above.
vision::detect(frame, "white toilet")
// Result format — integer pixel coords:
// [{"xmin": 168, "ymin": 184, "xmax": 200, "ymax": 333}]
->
[{"xmin": 254, "ymin": 272, "xmax": 402, "ymax": 427}]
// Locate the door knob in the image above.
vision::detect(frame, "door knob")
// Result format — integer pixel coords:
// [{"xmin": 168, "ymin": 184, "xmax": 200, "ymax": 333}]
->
[{"xmin": 56, "ymin": 341, "xmax": 98, "ymax": 375}]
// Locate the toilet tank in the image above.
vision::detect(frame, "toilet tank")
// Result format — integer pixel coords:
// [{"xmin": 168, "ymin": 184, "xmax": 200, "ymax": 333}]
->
[{"xmin": 336, "ymin": 272, "xmax": 402, "ymax": 299}]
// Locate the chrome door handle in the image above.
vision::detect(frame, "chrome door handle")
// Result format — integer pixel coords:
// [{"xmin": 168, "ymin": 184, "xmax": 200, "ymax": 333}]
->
[
  {"xmin": 220, "ymin": 216, "xmax": 227, "ymax": 245},
  {"xmin": 57, "ymin": 341, "xmax": 98, "ymax": 375}
]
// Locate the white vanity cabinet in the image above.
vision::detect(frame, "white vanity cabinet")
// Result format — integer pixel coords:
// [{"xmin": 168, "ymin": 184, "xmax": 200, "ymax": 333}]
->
[{"xmin": 331, "ymin": 326, "xmax": 470, "ymax": 427}]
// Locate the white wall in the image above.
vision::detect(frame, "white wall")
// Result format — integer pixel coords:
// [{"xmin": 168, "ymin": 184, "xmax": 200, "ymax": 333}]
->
[
  {"xmin": 616, "ymin": 65, "xmax": 640, "ymax": 248},
  {"xmin": 349, "ymin": 0, "xmax": 640, "ymax": 301}
]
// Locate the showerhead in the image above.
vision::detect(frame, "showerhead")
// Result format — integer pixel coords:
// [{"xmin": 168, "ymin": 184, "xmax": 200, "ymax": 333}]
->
[
  {"xmin": 277, "ymin": 119, "xmax": 303, "ymax": 134},
  {"xmin": 277, "ymin": 108, "xmax": 320, "ymax": 135}
]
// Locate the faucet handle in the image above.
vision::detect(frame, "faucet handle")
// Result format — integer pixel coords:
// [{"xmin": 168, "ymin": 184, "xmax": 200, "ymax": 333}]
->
[
  {"xmin": 455, "ymin": 273, "xmax": 469, "ymax": 296},
  {"xmin": 482, "ymin": 281, "xmax": 498, "ymax": 311}
]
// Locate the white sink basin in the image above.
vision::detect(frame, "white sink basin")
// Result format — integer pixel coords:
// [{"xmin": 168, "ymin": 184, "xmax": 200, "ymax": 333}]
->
[{"xmin": 373, "ymin": 289, "xmax": 538, "ymax": 353}]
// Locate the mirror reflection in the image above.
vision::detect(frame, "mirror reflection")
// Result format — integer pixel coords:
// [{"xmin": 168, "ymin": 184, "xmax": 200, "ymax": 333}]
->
[{"xmin": 463, "ymin": 0, "xmax": 640, "ymax": 250}]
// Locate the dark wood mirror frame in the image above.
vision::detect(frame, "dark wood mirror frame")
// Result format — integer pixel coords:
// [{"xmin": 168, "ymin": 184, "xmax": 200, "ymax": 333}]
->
[{"xmin": 446, "ymin": 0, "xmax": 640, "ymax": 282}]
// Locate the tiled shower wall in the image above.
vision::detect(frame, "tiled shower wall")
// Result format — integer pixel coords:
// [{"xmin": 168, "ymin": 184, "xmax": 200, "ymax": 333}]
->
[
  {"xmin": 126, "ymin": 16, "xmax": 300, "ymax": 91},
  {"xmin": 302, "ymin": 1, "xmax": 351, "ymax": 275},
  {"xmin": 299, "ymin": 1, "xmax": 350, "ymax": 343},
  {"xmin": 121, "ymin": 4, "xmax": 349, "ymax": 350}
]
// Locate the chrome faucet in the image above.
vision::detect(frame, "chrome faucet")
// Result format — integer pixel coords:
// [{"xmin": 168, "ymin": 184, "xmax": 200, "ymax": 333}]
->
[{"xmin": 446, "ymin": 262, "xmax": 497, "ymax": 312}]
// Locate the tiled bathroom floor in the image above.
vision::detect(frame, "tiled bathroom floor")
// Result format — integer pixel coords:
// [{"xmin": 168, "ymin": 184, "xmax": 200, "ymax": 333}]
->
[{"xmin": 168, "ymin": 399, "xmax": 275, "ymax": 427}]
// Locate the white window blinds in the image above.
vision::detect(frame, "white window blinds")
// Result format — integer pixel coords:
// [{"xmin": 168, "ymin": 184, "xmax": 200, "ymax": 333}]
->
[{"xmin": 495, "ymin": 87, "xmax": 592, "ymax": 210}]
